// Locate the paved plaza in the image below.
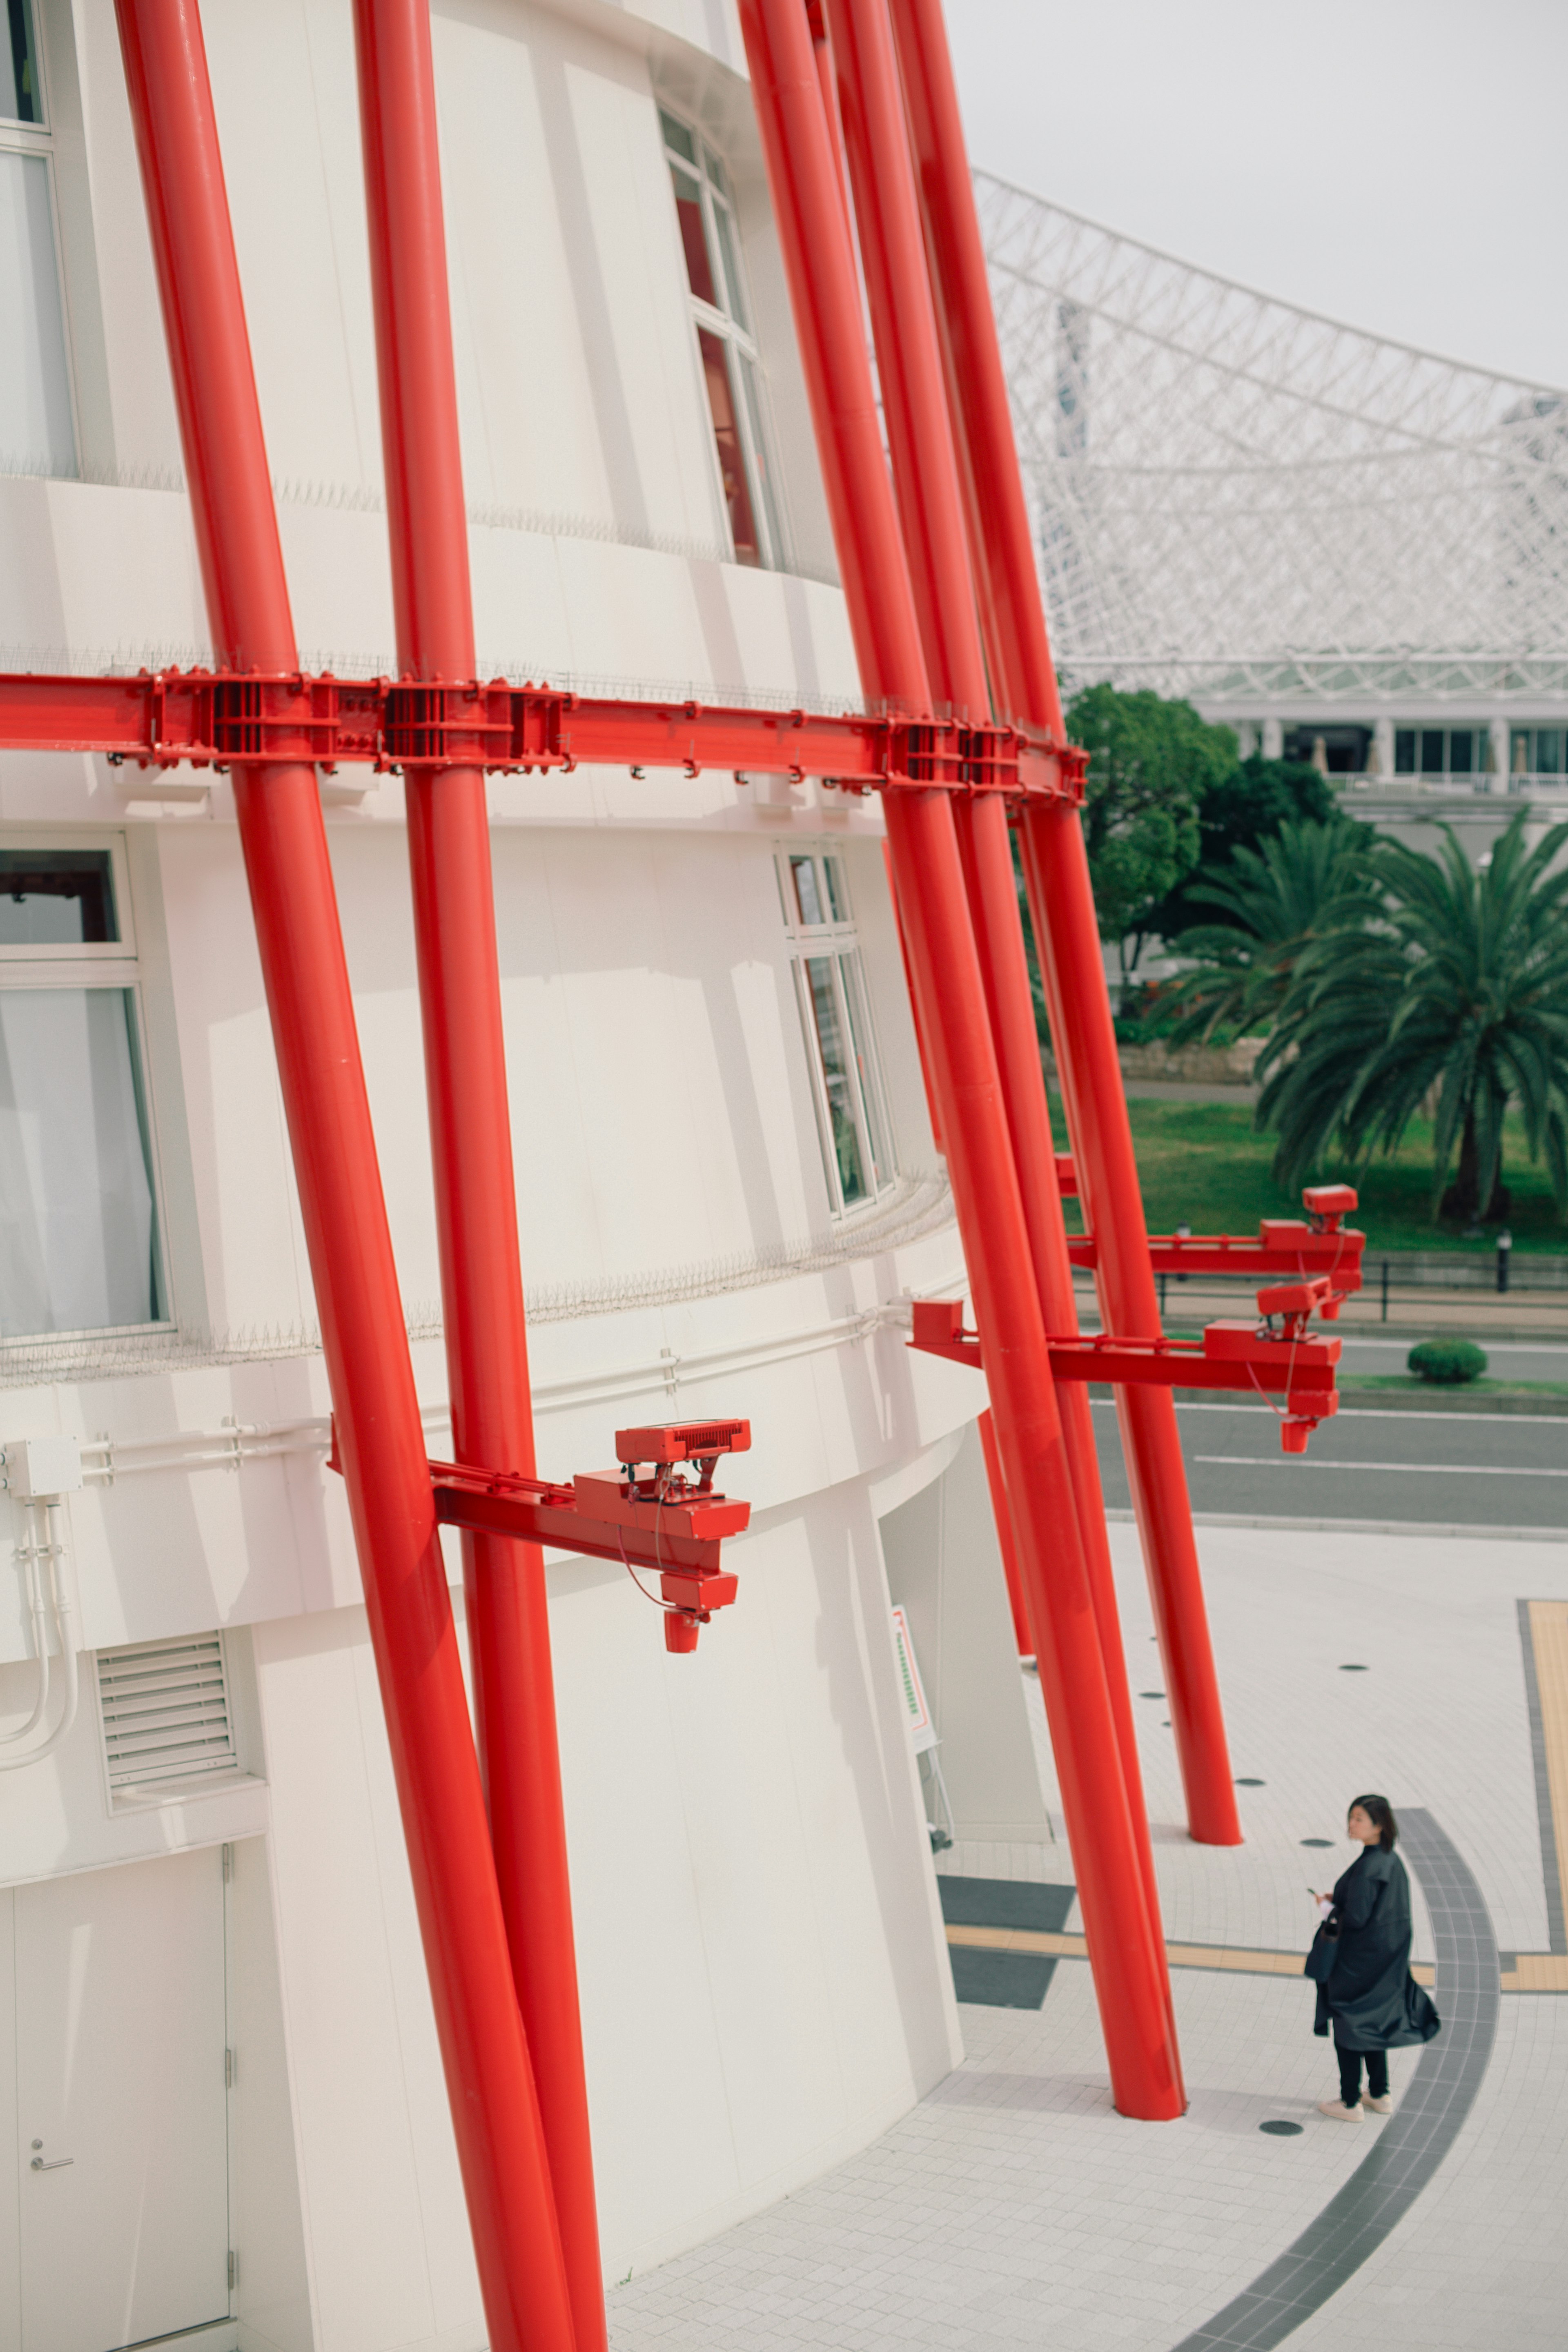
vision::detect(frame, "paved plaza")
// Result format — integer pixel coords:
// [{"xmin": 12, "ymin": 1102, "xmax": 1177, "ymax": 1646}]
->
[{"xmin": 607, "ymin": 1521, "xmax": 1568, "ymax": 2350}]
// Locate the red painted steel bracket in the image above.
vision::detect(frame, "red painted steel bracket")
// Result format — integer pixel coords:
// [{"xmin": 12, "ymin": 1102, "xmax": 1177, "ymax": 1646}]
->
[
  {"xmin": 1068, "ymin": 1183, "xmax": 1365, "ymax": 1306},
  {"xmin": 0, "ymin": 668, "xmax": 1083, "ymax": 802},
  {"xmin": 332, "ymin": 1416, "xmax": 753, "ymax": 1652},
  {"xmin": 909, "ymin": 1296, "xmax": 1341, "ymax": 1454}
]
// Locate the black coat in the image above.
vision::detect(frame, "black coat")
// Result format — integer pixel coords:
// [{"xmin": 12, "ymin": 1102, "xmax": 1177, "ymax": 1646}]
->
[{"xmin": 1308, "ymin": 1843, "xmax": 1442, "ymax": 2051}]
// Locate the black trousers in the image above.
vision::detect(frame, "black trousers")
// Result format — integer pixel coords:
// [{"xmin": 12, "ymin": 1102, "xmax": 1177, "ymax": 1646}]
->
[{"xmin": 1336, "ymin": 2043, "xmax": 1389, "ymax": 2104}]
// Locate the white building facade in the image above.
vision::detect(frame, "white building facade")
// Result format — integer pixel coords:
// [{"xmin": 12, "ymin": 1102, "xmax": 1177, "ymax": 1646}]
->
[{"xmin": 0, "ymin": 7, "xmax": 1051, "ymax": 2351}]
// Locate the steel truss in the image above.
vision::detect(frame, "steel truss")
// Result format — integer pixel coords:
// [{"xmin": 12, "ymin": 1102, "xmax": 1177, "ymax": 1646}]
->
[
  {"xmin": 979, "ymin": 174, "xmax": 1568, "ymax": 708},
  {"xmin": 0, "ymin": 1, "xmax": 1361, "ymax": 2337}
]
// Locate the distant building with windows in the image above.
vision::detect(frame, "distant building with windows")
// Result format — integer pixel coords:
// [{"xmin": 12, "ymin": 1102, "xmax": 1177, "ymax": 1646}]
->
[{"xmin": 981, "ymin": 177, "xmax": 1568, "ymax": 864}]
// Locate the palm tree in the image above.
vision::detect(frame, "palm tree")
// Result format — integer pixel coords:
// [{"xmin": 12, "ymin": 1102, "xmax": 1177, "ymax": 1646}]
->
[
  {"xmin": 1157, "ymin": 818, "xmax": 1375, "ymax": 1045},
  {"xmin": 1258, "ymin": 812, "xmax": 1568, "ymax": 1224}
]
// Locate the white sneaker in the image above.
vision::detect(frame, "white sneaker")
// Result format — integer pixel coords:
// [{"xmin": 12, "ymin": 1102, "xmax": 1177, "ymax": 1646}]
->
[
  {"xmin": 1317, "ymin": 2098, "xmax": 1364, "ymax": 2122},
  {"xmin": 1364, "ymin": 2093, "xmax": 1393, "ymax": 2114}
]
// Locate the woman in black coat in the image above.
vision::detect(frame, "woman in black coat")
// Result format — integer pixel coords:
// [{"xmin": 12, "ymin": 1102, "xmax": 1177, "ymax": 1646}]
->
[{"xmin": 1307, "ymin": 1794, "xmax": 1440, "ymax": 2120}]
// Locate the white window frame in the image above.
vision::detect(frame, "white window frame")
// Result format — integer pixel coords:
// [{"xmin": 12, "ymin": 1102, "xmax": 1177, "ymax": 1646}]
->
[
  {"xmin": 0, "ymin": 828, "xmax": 172, "ymax": 1340},
  {"xmin": 777, "ymin": 846, "xmax": 897, "ymax": 1217},
  {"xmin": 660, "ymin": 106, "xmax": 787, "ymax": 572},
  {"xmin": 1, "ymin": 0, "xmax": 82, "ymax": 480}
]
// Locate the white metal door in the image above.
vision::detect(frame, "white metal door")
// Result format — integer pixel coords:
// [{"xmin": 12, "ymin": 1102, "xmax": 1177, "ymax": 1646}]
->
[{"xmin": 16, "ymin": 1846, "xmax": 230, "ymax": 2352}]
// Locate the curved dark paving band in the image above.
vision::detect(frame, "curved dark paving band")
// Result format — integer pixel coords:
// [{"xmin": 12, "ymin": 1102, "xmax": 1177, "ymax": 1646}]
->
[{"xmin": 1170, "ymin": 1808, "xmax": 1498, "ymax": 2352}]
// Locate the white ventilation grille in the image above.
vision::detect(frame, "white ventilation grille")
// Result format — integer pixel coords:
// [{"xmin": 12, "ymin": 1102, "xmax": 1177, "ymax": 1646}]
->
[{"xmin": 97, "ymin": 1635, "xmax": 239, "ymax": 1793}]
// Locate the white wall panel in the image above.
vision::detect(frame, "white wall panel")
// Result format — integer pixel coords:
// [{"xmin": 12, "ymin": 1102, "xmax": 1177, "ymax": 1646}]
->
[
  {"xmin": 254, "ymin": 1476, "xmax": 956, "ymax": 2298},
  {"xmin": 229, "ymin": 1838, "xmax": 314, "ymax": 2352},
  {"xmin": 252, "ymin": 1611, "xmax": 471, "ymax": 2352}
]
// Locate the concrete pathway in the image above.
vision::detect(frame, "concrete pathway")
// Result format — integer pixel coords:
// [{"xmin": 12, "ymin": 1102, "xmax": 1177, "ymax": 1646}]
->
[{"xmin": 607, "ymin": 1523, "xmax": 1568, "ymax": 2351}]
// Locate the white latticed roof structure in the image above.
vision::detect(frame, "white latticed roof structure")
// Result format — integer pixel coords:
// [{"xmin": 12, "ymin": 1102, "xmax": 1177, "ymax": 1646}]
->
[{"xmin": 979, "ymin": 172, "xmax": 1568, "ymax": 709}]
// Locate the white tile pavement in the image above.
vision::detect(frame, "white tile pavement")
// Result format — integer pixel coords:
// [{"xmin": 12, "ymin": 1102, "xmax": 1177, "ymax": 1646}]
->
[{"xmin": 607, "ymin": 1523, "xmax": 1568, "ymax": 2352}]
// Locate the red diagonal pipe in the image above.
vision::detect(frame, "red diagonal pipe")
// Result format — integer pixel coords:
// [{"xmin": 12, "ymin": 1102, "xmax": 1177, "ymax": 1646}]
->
[
  {"xmin": 350, "ymin": 8, "xmax": 605, "ymax": 2344},
  {"xmin": 110, "ymin": 5, "xmax": 577, "ymax": 2345},
  {"xmin": 887, "ymin": 0, "xmax": 1242, "ymax": 1846},
  {"xmin": 739, "ymin": 0, "xmax": 1181, "ymax": 2117},
  {"xmin": 822, "ymin": 0, "xmax": 1175, "ymax": 2049}
]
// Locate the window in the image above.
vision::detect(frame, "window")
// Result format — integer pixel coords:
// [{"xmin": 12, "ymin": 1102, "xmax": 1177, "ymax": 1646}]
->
[
  {"xmin": 0, "ymin": 840, "xmax": 165, "ymax": 1338},
  {"xmin": 1, "ymin": 0, "xmax": 75, "ymax": 477},
  {"xmin": 778, "ymin": 850, "xmax": 895, "ymax": 1214},
  {"xmin": 1394, "ymin": 726, "xmax": 1496, "ymax": 782},
  {"xmin": 661, "ymin": 109, "xmax": 784, "ymax": 570},
  {"xmin": 1507, "ymin": 727, "xmax": 1567, "ymax": 782}
]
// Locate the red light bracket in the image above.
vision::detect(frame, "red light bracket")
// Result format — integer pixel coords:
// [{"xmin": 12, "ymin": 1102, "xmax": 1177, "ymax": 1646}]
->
[{"xmin": 330, "ymin": 1416, "xmax": 753, "ymax": 1651}]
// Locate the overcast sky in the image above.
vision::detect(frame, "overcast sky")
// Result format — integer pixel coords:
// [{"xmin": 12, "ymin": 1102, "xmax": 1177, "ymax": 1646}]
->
[{"xmin": 949, "ymin": 1, "xmax": 1568, "ymax": 388}]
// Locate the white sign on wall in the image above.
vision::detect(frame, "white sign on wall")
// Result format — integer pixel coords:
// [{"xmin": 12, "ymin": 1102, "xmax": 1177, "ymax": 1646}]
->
[{"xmin": 890, "ymin": 1606, "xmax": 938, "ymax": 1754}]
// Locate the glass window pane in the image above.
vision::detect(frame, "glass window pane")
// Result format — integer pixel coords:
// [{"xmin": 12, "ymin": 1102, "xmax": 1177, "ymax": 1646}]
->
[
  {"xmin": 659, "ymin": 109, "xmax": 696, "ymax": 165},
  {"xmin": 735, "ymin": 352, "xmax": 782, "ymax": 569},
  {"xmin": 0, "ymin": 988, "xmax": 158, "ymax": 1334},
  {"xmin": 669, "ymin": 163, "xmax": 717, "ymax": 308},
  {"xmin": 698, "ymin": 327, "xmax": 761, "ymax": 566},
  {"xmin": 1419, "ymin": 729, "xmax": 1444, "ymax": 776},
  {"xmin": 804, "ymin": 957, "xmax": 867, "ymax": 1206},
  {"xmin": 2, "ymin": 0, "xmax": 41, "ymax": 123},
  {"xmin": 1394, "ymin": 729, "xmax": 1416, "ymax": 775},
  {"xmin": 1537, "ymin": 729, "xmax": 1561, "ymax": 775},
  {"xmin": 839, "ymin": 951, "xmax": 890, "ymax": 1189},
  {"xmin": 0, "ymin": 151, "xmax": 77, "ymax": 477},
  {"xmin": 709, "ymin": 196, "xmax": 748, "ymax": 331},
  {"xmin": 1448, "ymin": 729, "xmax": 1474, "ymax": 776},
  {"xmin": 823, "ymin": 856, "xmax": 849, "ymax": 922},
  {"xmin": 0, "ymin": 849, "xmax": 117, "ymax": 943},
  {"xmin": 789, "ymin": 854, "xmax": 824, "ymax": 927}
]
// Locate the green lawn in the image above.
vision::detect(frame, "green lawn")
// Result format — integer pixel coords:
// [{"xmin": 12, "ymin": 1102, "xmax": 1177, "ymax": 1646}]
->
[{"xmin": 1056, "ymin": 1098, "xmax": 1568, "ymax": 1256}]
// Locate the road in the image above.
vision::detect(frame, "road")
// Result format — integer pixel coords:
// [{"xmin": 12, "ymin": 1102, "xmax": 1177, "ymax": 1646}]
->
[{"xmin": 1090, "ymin": 1395, "xmax": 1568, "ymax": 1530}]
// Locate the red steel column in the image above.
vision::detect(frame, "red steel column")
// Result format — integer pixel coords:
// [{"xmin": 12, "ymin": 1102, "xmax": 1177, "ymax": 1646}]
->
[
  {"xmin": 977, "ymin": 1410, "xmax": 1031, "ymax": 1658},
  {"xmin": 350, "ymin": 7, "xmax": 605, "ymax": 2345},
  {"xmin": 887, "ymin": 0, "xmax": 1242, "ymax": 1846},
  {"xmin": 824, "ymin": 0, "xmax": 1173, "ymax": 1996},
  {"xmin": 740, "ymin": 0, "xmax": 1181, "ymax": 2117},
  {"xmin": 111, "ymin": 5, "xmax": 577, "ymax": 2345}
]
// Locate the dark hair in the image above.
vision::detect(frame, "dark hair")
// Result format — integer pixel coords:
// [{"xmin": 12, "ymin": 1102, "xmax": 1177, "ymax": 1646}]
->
[{"xmin": 1350, "ymin": 1794, "xmax": 1397, "ymax": 1850}]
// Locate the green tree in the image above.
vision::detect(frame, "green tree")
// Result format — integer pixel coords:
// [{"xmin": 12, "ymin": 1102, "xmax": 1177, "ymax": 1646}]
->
[
  {"xmin": 1149, "ymin": 754, "xmax": 1338, "ymax": 944},
  {"xmin": 1256, "ymin": 813, "xmax": 1568, "ymax": 1225},
  {"xmin": 1066, "ymin": 684, "xmax": 1235, "ymax": 981},
  {"xmin": 1158, "ymin": 817, "xmax": 1375, "ymax": 1045}
]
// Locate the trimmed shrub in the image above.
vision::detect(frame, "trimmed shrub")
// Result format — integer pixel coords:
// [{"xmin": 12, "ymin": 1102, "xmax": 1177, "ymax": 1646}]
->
[{"xmin": 1407, "ymin": 1338, "xmax": 1488, "ymax": 1386}]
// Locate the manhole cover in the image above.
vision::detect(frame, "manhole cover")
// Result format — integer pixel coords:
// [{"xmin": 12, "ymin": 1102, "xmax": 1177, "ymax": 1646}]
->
[
  {"xmin": 1301, "ymin": 1838, "xmax": 1333, "ymax": 1848},
  {"xmin": 1259, "ymin": 2120, "xmax": 1303, "ymax": 2137},
  {"xmin": 1140, "ymin": 1690, "xmax": 1165, "ymax": 1699},
  {"xmin": 1340, "ymin": 1663, "xmax": 1369, "ymax": 1672},
  {"xmin": 1235, "ymin": 1777, "xmax": 1266, "ymax": 1786}
]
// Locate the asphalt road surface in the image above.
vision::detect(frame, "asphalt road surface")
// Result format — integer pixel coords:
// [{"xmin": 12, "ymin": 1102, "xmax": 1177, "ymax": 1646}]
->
[{"xmin": 1090, "ymin": 1397, "xmax": 1568, "ymax": 1530}]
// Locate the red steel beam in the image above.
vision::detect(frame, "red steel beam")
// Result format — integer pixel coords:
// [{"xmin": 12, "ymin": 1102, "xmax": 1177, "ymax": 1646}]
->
[
  {"xmin": 350, "ymin": 9, "xmax": 604, "ymax": 2345},
  {"xmin": 976, "ymin": 1408, "xmax": 1033, "ymax": 1659},
  {"xmin": 887, "ymin": 0, "xmax": 1243, "ymax": 1847},
  {"xmin": 109, "ymin": 6, "xmax": 576, "ymax": 2348},
  {"xmin": 0, "ymin": 666, "xmax": 1072, "ymax": 797},
  {"xmin": 823, "ymin": 0, "xmax": 1173, "ymax": 2061},
  {"xmin": 739, "ymin": 0, "xmax": 1182, "ymax": 2120},
  {"xmin": 911, "ymin": 1301, "xmax": 1341, "ymax": 1396},
  {"xmin": 1071, "ymin": 1227, "xmax": 1366, "ymax": 1290}
]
